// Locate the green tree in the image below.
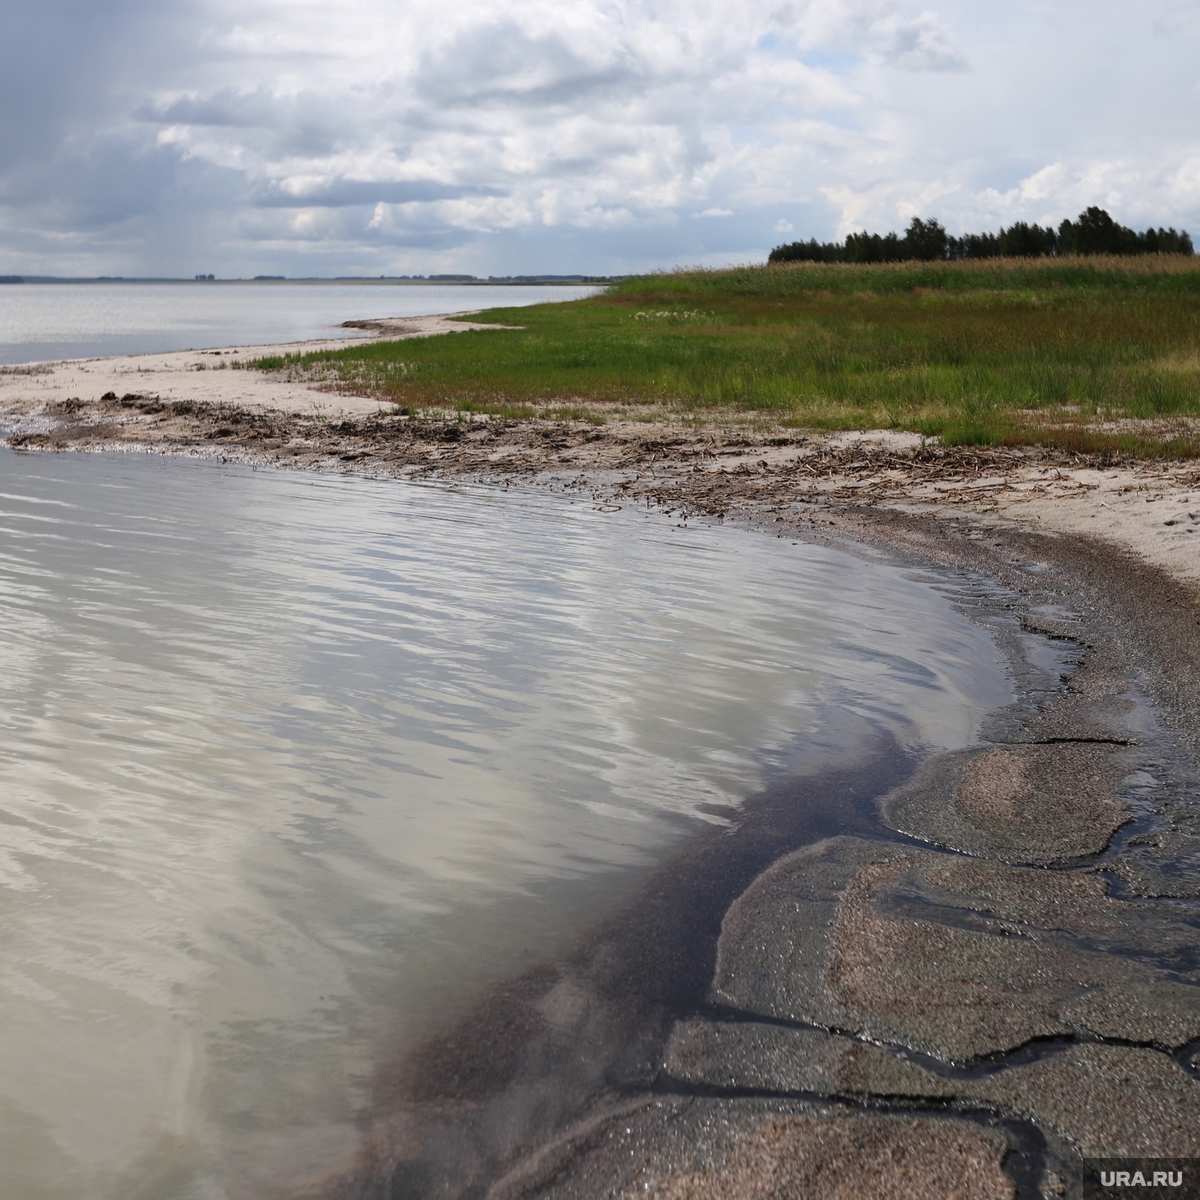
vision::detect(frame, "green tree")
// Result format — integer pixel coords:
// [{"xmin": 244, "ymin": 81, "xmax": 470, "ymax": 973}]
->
[{"xmin": 902, "ymin": 217, "xmax": 948, "ymax": 260}]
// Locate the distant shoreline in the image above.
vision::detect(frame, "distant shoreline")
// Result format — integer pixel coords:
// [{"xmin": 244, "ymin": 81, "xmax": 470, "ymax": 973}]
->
[{"xmin": 0, "ymin": 275, "xmax": 614, "ymax": 285}]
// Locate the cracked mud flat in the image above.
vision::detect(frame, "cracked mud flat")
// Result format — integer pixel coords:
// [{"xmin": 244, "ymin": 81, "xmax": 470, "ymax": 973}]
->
[{"xmin": 3, "ymin": 373, "xmax": 1200, "ymax": 1198}]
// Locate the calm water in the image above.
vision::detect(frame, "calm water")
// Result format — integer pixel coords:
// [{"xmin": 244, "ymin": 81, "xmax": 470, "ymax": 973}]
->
[
  {"xmin": 0, "ymin": 282, "xmax": 598, "ymax": 364},
  {"xmin": 0, "ymin": 449, "xmax": 1011, "ymax": 1198}
]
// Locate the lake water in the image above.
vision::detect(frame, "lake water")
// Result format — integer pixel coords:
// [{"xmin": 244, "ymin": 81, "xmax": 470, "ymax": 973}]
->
[
  {"xmin": 0, "ymin": 281, "xmax": 599, "ymax": 365},
  {"xmin": 0, "ymin": 448, "xmax": 1012, "ymax": 1198}
]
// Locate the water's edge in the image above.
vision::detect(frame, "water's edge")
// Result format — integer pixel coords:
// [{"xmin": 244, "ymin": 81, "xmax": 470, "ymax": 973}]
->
[{"xmin": 340, "ymin": 503, "xmax": 1200, "ymax": 1200}]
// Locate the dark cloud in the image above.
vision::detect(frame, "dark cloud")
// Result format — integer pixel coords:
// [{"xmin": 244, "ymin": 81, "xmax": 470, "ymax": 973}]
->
[{"xmin": 0, "ymin": 0, "xmax": 150, "ymax": 164}]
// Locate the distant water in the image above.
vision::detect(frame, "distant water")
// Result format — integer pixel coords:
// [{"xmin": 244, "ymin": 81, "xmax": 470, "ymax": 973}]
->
[
  {"xmin": 0, "ymin": 449, "xmax": 1012, "ymax": 1198},
  {"xmin": 0, "ymin": 281, "xmax": 598, "ymax": 364}
]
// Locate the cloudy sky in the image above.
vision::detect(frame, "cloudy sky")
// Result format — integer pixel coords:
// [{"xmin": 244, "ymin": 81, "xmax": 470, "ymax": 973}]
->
[{"xmin": 3, "ymin": 0, "xmax": 1197, "ymax": 277}]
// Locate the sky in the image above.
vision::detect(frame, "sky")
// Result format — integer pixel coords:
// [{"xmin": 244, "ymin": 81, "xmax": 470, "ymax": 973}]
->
[{"xmin": 2, "ymin": 0, "xmax": 1198, "ymax": 278}]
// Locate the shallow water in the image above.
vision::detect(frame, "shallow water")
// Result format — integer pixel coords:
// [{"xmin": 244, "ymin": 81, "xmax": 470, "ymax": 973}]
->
[
  {"xmin": 0, "ymin": 281, "xmax": 598, "ymax": 364},
  {"xmin": 0, "ymin": 449, "xmax": 1011, "ymax": 1198}
]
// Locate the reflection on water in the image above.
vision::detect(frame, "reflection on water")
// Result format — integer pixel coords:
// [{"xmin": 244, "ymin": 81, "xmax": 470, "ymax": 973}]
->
[{"xmin": 0, "ymin": 450, "xmax": 1010, "ymax": 1198}]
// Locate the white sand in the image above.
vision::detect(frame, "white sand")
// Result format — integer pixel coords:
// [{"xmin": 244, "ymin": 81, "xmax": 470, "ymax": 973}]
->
[
  {"xmin": 889, "ymin": 459, "xmax": 1200, "ymax": 588},
  {"xmin": 0, "ymin": 314, "xmax": 500, "ymax": 419}
]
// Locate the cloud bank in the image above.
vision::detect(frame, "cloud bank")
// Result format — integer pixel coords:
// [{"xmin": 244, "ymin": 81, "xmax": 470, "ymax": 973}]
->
[{"xmin": 2, "ymin": 0, "xmax": 1197, "ymax": 276}]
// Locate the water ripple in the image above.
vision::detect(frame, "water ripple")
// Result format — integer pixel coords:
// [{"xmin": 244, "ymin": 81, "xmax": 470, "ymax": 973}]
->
[{"xmin": 0, "ymin": 451, "xmax": 1010, "ymax": 1197}]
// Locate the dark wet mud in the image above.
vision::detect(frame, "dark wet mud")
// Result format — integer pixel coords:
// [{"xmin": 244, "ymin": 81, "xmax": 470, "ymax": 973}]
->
[{"xmin": 316, "ymin": 741, "xmax": 919, "ymax": 1198}]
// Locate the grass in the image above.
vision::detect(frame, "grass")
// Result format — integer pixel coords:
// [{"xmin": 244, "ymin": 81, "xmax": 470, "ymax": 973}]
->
[{"xmin": 250, "ymin": 256, "xmax": 1200, "ymax": 456}]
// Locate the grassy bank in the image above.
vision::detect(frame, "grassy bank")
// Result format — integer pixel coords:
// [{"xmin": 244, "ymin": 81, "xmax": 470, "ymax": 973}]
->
[{"xmin": 252, "ymin": 256, "xmax": 1200, "ymax": 455}]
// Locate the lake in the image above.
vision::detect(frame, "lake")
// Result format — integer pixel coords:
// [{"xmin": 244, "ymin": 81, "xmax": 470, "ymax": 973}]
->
[
  {"xmin": 0, "ymin": 448, "xmax": 1012, "ymax": 1197},
  {"xmin": 0, "ymin": 281, "xmax": 599, "ymax": 365}
]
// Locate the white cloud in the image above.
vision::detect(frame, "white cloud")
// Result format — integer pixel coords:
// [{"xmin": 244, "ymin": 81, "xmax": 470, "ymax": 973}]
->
[{"xmin": 0, "ymin": 0, "xmax": 1196, "ymax": 275}]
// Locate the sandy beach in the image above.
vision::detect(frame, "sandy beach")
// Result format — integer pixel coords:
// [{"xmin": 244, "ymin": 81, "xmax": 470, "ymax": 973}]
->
[{"xmin": 3, "ymin": 326, "xmax": 1200, "ymax": 1198}]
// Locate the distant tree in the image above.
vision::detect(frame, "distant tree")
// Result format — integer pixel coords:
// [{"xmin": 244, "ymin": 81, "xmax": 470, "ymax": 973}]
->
[
  {"xmin": 998, "ymin": 221, "xmax": 1058, "ymax": 257},
  {"xmin": 1054, "ymin": 207, "xmax": 1196, "ymax": 256},
  {"xmin": 947, "ymin": 222, "xmax": 1058, "ymax": 259},
  {"xmin": 842, "ymin": 231, "xmax": 878, "ymax": 262},
  {"xmin": 948, "ymin": 231, "xmax": 999, "ymax": 259},
  {"xmin": 1143, "ymin": 227, "xmax": 1195, "ymax": 254},
  {"xmin": 843, "ymin": 231, "xmax": 906, "ymax": 262},
  {"xmin": 767, "ymin": 237, "xmax": 842, "ymax": 263},
  {"xmin": 767, "ymin": 207, "xmax": 1191, "ymax": 265},
  {"xmin": 1058, "ymin": 207, "xmax": 1132, "ymax": 255},
  {"xmin": 902, "ymin": 217, "xmax": 948, "ymax": 261}
]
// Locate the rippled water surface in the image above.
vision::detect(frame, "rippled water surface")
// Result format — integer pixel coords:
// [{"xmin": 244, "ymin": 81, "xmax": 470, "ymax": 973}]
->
[
  {"xmin": 0, "ymin": 281, "xmax": 598, "ymax": 364},
  {"xmin": 0, "ymin": 449, "xmax": 1012, "ymax": 1198}
]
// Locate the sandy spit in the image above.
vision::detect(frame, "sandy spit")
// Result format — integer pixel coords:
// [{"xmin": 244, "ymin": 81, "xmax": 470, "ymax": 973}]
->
[{"xmin": 0, "ymin": 313, "xmax": 505, "ymax": 419}]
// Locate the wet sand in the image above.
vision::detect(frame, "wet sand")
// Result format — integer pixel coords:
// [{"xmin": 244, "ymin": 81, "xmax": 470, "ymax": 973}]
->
[{"xmin": 3, "ymin": 330, "xmax": 1200, "ymax": 1198}]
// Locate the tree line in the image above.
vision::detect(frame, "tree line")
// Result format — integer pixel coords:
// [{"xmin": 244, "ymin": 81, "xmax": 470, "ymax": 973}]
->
[{"xmin": 768, "ymin": 207, "xmax": 1193, "ymax": 264}]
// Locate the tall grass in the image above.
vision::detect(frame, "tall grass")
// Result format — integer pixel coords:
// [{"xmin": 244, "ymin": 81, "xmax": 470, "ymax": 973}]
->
[{"xmin": 251, "ymin": 257, "xmax": 1200, "ymax": 454}]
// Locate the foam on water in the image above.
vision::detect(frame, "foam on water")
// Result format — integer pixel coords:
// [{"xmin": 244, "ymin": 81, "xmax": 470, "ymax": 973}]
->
[{"xmin": 0, "ymin": 450, "xmax": 1012, "ymax": 1197}]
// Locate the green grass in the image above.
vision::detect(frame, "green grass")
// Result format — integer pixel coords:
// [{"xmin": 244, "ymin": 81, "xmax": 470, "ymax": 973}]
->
[{"xmin": 251, "ymin": 256, "xmax": 1200, "ymax": 455}]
